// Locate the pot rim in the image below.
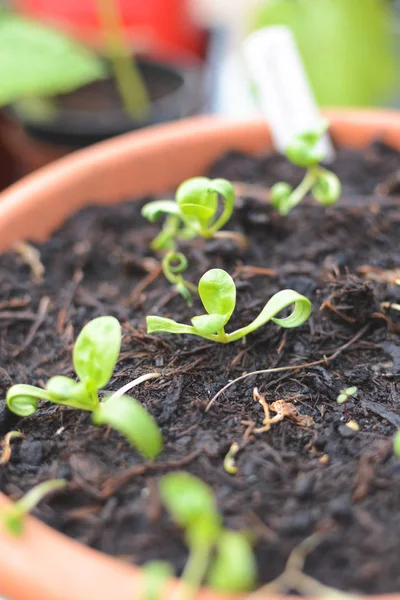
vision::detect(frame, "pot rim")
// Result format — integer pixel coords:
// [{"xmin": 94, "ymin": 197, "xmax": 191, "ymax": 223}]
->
[{"xmin": 0, "ymin": 109, "xmax": 400, "ymax": 600}]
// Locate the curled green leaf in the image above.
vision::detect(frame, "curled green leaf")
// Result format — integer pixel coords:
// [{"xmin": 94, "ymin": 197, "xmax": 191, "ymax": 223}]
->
[
  {"xmin": 6, "ymin": 384, "xmax": 51, "ymax": 417},
  {"xmin": 162, "ymin": 251, "xmax": 196, "ymax": 306},
  {"xmin": 270, "ymin": 182, "xmax": 293, "ymax": 211},
  {"xmin": 141, "ymin": 200, "xmax": 181, "ymax": 223},
  {"xmin": 92, "ymin": 394, "xmax": 163, "ymax": 459},
  {"xmin": 312, "ymin": 170, "xmax": 341, "ymax": 206}
]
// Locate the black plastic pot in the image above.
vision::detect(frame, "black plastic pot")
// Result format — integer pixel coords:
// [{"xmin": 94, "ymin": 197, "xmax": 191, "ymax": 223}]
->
[{"xmin": 9, "ymin": 56, "xmax": 204, "ymax": 148}]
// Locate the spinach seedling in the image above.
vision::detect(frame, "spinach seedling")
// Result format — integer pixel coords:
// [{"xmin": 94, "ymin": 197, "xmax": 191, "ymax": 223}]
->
[
  {"xmin": 271, "ymin": 122, "xmax": 341, "ymax": 216},
  {"xmin": 1, "ymin": 479, "xmax": 67, "ymax": 536},
  {"xmin": 147, "ymin": 269, "xmax": 311, "ymax": 343},
  {"xmin": 337, "ymin": 386, "xmax": 358, "ymax": 405},
  {"xmin": 159, "ymin": 472, "xmax": 256, "ymax": 596},
  {"xmin": 6, "ymin": 316, "xmax": 162, "ymax": 459},
  {"xmin": 142, "ymin": 177, "xmax": 246, "ymax": 251},
  {"xmin": 162, "ymin": 251, "xmax": 197, "ymax": 306}
]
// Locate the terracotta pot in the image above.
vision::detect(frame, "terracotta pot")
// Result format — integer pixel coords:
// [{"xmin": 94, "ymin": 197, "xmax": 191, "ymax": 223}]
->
[
  {"xmin": 1, "ymin": 56, "xmax": 203, "ymax": 178},
  {"xmin": 0, "ymin": 110, "xmax": 399, "ymax": 600}
]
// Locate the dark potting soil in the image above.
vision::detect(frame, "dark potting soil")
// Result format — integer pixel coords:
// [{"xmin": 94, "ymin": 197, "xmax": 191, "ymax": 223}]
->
[{"xmin": 1, "ymin": 140, "xmax": 400, "ymax": 594}]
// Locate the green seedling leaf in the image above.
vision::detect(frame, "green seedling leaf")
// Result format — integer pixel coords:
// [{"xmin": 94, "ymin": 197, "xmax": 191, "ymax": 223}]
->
[
  {"xmin": 146, "ymin": 316, "xmax": 196, "ymax": 336},
  {"xmin": 286, "ymin": 137, "xmax": 324, "ymax": 168},
  {"xmin": 0, "ymin": 13, "xmax": 106, "ymax": 107},
  {"xmin": 159, "ymin": 472, "xmax": 218, "ymax": 529},
  {"xmin": 229, "ymin": 289, "xmax": 311, "ymax": 341},
  {"xmin": 198, "ymin": 269, "xmax": 236, "ymax": 322},
  {"xmin": 207, "ymin": 531, "xmax": 257, "ymax": 593},
  {"xmin": 312, "ymin": 170, "xmax": 342, "ymax": 206},
  {"xmin": 92, "ymin": 394, "xmax": 162, "ymax": 459},
  {"xmin": 270, "ymin": 182, "xmax": 293, "ymax": 211},
  {"xmin": 337, "ymin": 386, "xmax": 358, "ymax": 404},
  {"xmin": 207, "ymin": 178, "xmax": 236, "ymax": 234},
  {"xmin": 176, "ymin": 177, "xmax": 218, "ymax": 229},
  {"xmin": 141, "ymin": 200, "xmax": 181, "ymax": 223},
  {"xmin": 6, "ymin": 384, "xmax": 51, "ymax": 417},
  {"xmin": 142, "ymin": 561, "xmax": 174, "ymax": 600},
  {"xmin": 191, "ymin": 313, "xmax": 229, "ymax": 335},
  {"xmin": 73, "ymin": 316, "xmax": 121, "ymax": 389},
  {"xmin": 46, "ymin": 376, "xmax": 94, "ymax": 410}
]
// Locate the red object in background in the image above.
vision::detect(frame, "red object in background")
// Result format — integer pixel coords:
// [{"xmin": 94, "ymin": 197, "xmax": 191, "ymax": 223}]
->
[{"xmin": 13, "ymin": 0, "xmax": 206, "ymax": 60}]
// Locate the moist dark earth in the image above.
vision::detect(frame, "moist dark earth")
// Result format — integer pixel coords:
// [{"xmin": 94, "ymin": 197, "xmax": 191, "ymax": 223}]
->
[{"xmin": 1, "ymin": 140, "xmax": 400, "ymax": 594}]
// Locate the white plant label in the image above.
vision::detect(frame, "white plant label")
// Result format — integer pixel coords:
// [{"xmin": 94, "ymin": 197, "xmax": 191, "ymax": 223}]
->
[{"xmin": 243, "ymin": 26, "xmax": 335, "ymax": 162}]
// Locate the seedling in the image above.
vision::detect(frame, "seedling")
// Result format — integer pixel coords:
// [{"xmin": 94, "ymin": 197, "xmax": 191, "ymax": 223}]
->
[
  {"xmin": 6, "ymin": 316, "xmax": 162, "ymax": 459},
  {"xmin": 337, "ymin": 386, "xmax": 358, "ymax": 405},
  {"xmin": 223, "ymin": 442, "xmax": 240, "ymax": 475},
  {"xmin": 270, "ymin": 122, "xmax": 341, "ymax": 216},
  {"xmin": 162, "ymin": 251, "xmax": 197, "ymax": 306},
  {"xmin": 159, "ymin": 472, "xmax": 256, "ymax": 596},
  {"xmin": 142, "ymin": 561, "xmax": 174, "ymax": 600},
  {"xmin": 142, "ymin": 177, "xmax": 246, "ymax": 251},
  {"xmin": 147, "ymin": 269, "xmax": 311, "ymax": 343},
  {"xmin": 1, "ymin": 479, "xmax": 67, "ymax": 536}
]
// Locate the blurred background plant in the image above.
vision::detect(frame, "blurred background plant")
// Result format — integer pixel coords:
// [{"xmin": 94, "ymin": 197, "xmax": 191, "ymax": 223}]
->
[
  {"xmin": 252, "ymin": 0, "xmax": 397, "ymax": 107},
  {"xmin": 0, "ymin": 0, "xmax": 399, "ymax": 190}
]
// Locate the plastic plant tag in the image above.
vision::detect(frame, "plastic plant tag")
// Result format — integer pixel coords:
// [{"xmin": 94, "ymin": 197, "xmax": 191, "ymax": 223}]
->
[{"xmin": 243, "ymin": 26, "xmax": 335, "ymax": 162}]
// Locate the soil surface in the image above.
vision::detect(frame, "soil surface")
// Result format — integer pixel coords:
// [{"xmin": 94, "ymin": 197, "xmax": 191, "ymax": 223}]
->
[{"xmin": 1, "ymin": 140, "xmax": 400, "ymax": 594}]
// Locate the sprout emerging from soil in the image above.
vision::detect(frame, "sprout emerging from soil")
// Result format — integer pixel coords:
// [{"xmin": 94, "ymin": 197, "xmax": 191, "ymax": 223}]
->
[
  {"xmin": 7, "ymin": 317, "xmax": 162, "ymax": 459},
  {"xmin": 337, "ymin": 386, "xmax": 358, "ymax": 404},
  {"xmin": 162, "ymin": 251, "xmax": 197, "ymax": 306},
  {"xmin": 147, "ymin": 269, "xmax": 311, "ymax": 343},
  {"xmin": 1, "ymin": 479, "xmax": 67, "ymax": 536},
  {"xmin": 271, "ymin": 122, "xmax": 341, "ymax": 215},
  {"xmin": 142, "ymin": 177, "xmax": 246, "ymax": 251},
  {"xmin": 159, "ymin": 472, "xmax": 257, "ymax": 596}
]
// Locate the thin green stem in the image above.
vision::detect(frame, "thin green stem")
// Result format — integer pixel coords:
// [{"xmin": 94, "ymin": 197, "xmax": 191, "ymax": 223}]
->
[
  {"xmin": 95, "ymin": 0, "xmax": 150, "ymax": 119},
  {"xmin": 280, "ymin": 168, "xmax": 317, "ymax": 216},
  {"xmin": 171, "ymin": 545, "xmax": 212, "ymax": 600},
  {"xmin": 2, "ymin": 479, "xmax": 67, "ymax": 535}
]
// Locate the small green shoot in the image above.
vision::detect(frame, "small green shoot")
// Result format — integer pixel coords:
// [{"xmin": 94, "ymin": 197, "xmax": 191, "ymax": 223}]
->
[
  {"xmin": 142, "ymin": 177, "xmax": 246, "ymax": 251},
  {"xmin": 337, "ymin": 386, "xmax": 358, "ymax": 405},
  {"xmin": 271, "ymin": 122, "xmax": 341, "ymax": 216},
  {"xmin": 1, "ymin": 479, "xmax": 67, "ymax": 536},
  {"xmin": 6, "ymin": 316, "xmax": 162, "ymax": 459},
  {"xmin": 223, "ymin": 442, "xmax": 240, "ymax": 475},
  {"xmin": 394, "ymin": 430, "xmax": 400, "ymax": 458},
  {"xmin": 159, "ymin": 472, "xmax": 256, "ymax": 597},
  {"xmin": 142, "ymin": 561, "xmax": 174, "ymax": 600},
  {"xmin": 162, "ymin": 251, "xmax": 197, "ymax": 306},
  {"xmin": 147, "ymin": 269, "xmax": 311, "ymax": 343}
]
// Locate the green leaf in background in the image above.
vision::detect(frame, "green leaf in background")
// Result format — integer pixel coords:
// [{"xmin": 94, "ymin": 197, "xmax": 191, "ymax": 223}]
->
[
  {"xmin": 0, "ymin": 13, "xmax": 107, "ymax": 107},
  {"xmin": 251, "ymin": 0, "xmax": 397, "ymax": 107}
]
